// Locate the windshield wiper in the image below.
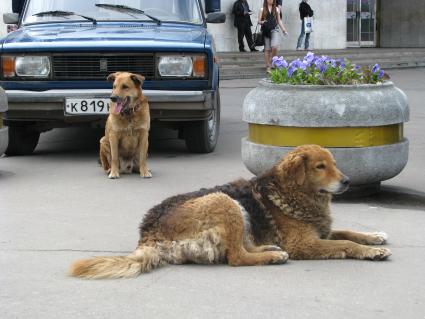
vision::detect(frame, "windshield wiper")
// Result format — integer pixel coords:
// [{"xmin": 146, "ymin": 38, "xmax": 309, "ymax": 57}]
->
[
  {"xmin": 95, "ymin": 4, "xmax": 161, "ymax": 25},
  {"xmin": 33, "ymin": 10, "xmax": 97, "ymax": 25}
]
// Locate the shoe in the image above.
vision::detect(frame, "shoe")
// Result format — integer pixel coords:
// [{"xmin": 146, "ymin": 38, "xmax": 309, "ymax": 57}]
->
[
  {"xmin": 250, "ymin": 48, "xmax": 259, "ymax": 52},
  {"xmin": 296, "ymin": 47, "xmax": 302, "ymax": 51},
  {"xmin": 266, "ymin": 67, "xmax": 272, "ymax": 73},
  {"xmin": 239, "ymin": 48, "xmax": 247, "ymax": 52}
]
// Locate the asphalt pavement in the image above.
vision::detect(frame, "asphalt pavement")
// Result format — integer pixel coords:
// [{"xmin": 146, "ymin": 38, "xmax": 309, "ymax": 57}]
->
[{"xmin": 1, "ymin": 68, "xmax": 425, "ymax": 319}]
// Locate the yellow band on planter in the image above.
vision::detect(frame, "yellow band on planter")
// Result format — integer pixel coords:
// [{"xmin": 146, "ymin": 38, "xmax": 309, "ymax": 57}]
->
[{"xmin": 248, "ymin": 124, "xmax": 403, "ymax": 147}]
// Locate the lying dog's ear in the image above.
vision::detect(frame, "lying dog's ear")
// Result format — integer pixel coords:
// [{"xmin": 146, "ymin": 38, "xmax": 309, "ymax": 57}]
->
[
  {"xmin": 280, "ymin": 153, "xmax": 307, "ymax": 186},
  {"xmin": 130, "ymin": 74, "xmax": 145, "ymax": 87},
  {"xmin": 107, "ymin": 72, "xmax": 120, "ymax": 82}
]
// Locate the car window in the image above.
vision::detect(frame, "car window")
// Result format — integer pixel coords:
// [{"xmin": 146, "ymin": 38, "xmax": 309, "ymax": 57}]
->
[{"xmin": 22, "ymin": 0, "xmax": 203, "ymax": 25}]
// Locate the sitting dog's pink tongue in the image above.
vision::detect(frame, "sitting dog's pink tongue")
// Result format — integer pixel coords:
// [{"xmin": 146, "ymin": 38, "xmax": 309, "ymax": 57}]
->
[{"xmin": 113, "ymin": 102, "xmax": 123, "ymax": 114}]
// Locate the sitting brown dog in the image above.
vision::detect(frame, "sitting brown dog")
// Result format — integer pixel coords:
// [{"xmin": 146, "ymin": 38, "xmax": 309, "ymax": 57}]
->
[{"xmin": 100, "ymin": 72, "xmax": 151, "ymax": 179}]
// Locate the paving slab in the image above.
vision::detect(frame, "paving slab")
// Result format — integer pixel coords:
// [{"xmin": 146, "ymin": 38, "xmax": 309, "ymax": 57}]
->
[{"xmin": 1, "ymin": 68, "xmax": 424, "ymax": 319}]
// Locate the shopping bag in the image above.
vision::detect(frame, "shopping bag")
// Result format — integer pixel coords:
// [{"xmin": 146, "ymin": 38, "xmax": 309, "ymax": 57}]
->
[
  {"xmin": 253, "ymin": 32, "xmax": 264, "ymax": 47},
  {"xmin": 304, "ymin": 17, "xmax": 313, "ymax": 33},
  {"xmin": 252, "ymin": 24, "xmax": 264, "ymax": 47}
]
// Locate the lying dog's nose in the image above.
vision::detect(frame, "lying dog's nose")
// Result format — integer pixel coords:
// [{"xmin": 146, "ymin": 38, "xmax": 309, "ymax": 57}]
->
[
  {"xmin": 110, "ymin": 95, "xmax": 119, "ymax": 103},
  {"xmin": 341, "ymin": 175, "xmax": 350, "ymax": 186}
]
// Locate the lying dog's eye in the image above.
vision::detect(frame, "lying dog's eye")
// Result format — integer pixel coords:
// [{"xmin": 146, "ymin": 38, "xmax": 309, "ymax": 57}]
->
[{"xmin": 316, "ymin": 164, "xmax": 326, "ymax": 170}]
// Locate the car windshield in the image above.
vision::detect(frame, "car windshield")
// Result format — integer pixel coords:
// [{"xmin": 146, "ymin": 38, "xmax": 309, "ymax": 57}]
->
[{"xmin": 22, "ymin": 0, "xmax": 203, "ymax": 25}]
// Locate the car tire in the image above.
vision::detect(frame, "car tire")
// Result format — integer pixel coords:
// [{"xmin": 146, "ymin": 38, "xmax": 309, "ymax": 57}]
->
[
  {"xmin": 184, "ymin": 89, "xmax": 220, "ymax": 153},
  {"xmin": 5, "ymin": 125, "xmax": 40, "ymax": 156}
]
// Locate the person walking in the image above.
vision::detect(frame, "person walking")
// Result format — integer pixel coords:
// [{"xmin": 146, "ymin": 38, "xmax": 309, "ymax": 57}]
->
[
  {"xmin": 296, "ymin": 0, "xmax": 314, "ymax": 50},
  {"xmin": 258, "ymin": 0, "xmax": 288, "ymax": 71},
  {"xmin": 233, "ymin": 0, "xmax": 258, "ymax": 52}
]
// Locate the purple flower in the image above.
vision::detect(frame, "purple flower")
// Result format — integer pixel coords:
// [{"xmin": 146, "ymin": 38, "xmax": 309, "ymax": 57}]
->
[
  {"xmin": 291, "ymin": 59, "xmax": 307, "ymax": 71},
  {"xmin": 272, "ymin": 56, "xmax": 288, "ymax": 69},
  {"xmin": 378, "ymin": 70, "xmax": 385, "ymax": 79},
  {"xmin": 372, "ymin": 63, "xmax": 380, "ymax": 74},
  {"xmin": 337, "ymin": 59, "xmax": 346, "ymax": 69},
  {"xmin": 287, "ymin": 66, "xmax": 297, "ymax": 78},
  {"xmin": 319, "ymin": 64, "xmax": 328, "ymax": 73},
  {"xmin": 303, "ymin": 52, "xmax": 315, "ymax": 66}
]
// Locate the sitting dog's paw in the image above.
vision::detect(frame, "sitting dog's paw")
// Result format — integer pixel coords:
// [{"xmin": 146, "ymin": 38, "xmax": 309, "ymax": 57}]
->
[
  {"xmin": 368, "ymin": 231, "xmax": 388, "ymax": 245},
  {"xmin": 141, "ymin": 170, "xmax": 152, "ymax": 179},
  {"xmin": 366, "ymin": 247, "xmax": 391, "ymax": 261},
  {"xmin": 269, "ymin": 251, "xmax": 289, "ymax": 265},
  {"xmin": 108, "ymin": 171, "xmax": 120, "ymax": 179}
]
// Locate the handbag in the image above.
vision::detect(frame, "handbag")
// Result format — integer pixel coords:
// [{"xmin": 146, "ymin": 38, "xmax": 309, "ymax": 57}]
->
[
  {"xmin": 304, "ymin": 17, "xmax": 313, "ymax": 33},
  {"xmin": 252, "ymin": 24, "xmax": 264, "ymax": 47}
]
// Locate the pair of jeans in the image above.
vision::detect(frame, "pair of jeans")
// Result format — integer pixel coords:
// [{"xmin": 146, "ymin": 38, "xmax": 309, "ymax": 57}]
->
[{"xmin": 296, "ymin": 19, "xmax": 310, "ymax": 49}]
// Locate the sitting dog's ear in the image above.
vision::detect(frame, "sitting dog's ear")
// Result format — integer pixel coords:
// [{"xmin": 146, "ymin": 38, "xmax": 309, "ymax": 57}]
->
[
  {"xmin": 280, "ymin": 153, "xmax": 307, "ymax": 186},
  {"xmin": 130, "ymin": 74, "xmax": 145, "ymax": 87},
  {"xmin": 107, "ymin": 72, "xmax": 120, "ymax": 82}
]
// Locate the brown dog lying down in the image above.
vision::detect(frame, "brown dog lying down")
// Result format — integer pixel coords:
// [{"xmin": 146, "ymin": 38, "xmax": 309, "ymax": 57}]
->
[
  {"xmin": 70, "ymin": 145, "xmax": 390, "ymax": 279},
  {"xmin": 100, "ymin": 72, "xmax": 151, "ymax": 179}
]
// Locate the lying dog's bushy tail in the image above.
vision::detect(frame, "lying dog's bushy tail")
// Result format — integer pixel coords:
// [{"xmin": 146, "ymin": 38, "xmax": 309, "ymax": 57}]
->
[{"xmin": 69, "ymin": 246, "xmax": 164, "ymax": 279}]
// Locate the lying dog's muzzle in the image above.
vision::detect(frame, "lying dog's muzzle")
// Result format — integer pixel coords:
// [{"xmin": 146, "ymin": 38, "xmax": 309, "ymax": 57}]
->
[
  {"xmin": 341, "ymin": 175, "xmax": 350, "ymax": 187},
  {"xmin": 334, "ymin": 175, "xmax": 350, "ymax": 194}
]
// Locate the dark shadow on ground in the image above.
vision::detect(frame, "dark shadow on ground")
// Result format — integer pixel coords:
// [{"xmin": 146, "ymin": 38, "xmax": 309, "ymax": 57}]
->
[
  {"xmin": 335, "ymin": 185, "xmax": 425, "ymax": 211},
  {"xmin": 31, "ymin": 127, "xmax": 190, "ymax": 158}
]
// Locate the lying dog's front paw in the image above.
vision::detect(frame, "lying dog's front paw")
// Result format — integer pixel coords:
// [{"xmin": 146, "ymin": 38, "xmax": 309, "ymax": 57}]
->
[
  {"xmin": 269, "ymin": 251, "xmax": 289, "ymax": 264},
  {"xmin": 108, "ymin": 171, "xmax": 120, "ymax": 179},
  {"xmin": 368, "ymin": 231, "xmax": 388, "ymax": 245},
  {"xmin": 366, "ymin": 247, "xmax": 391, "ymax": 261}
]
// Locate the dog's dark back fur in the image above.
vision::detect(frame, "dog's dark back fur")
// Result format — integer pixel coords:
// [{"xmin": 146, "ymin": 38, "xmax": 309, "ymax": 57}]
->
[{"xmin": 139, "ymin": 176, "xmax": 277, "ymax": 245}]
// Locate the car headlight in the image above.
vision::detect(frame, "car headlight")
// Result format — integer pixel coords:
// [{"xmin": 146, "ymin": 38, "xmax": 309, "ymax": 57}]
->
[
  {"xmin": 158, "ymin": 55, "xmax": 206, "ymax": 78},
  {"xmin": 2, "ymin": 56, "xmax": 51, "ymax": 78}
]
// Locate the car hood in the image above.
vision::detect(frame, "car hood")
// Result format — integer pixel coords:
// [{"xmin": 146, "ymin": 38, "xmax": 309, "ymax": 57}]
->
[{"xmin": 1, "ymin": 23, "xmax": 207, "ymax": 52}]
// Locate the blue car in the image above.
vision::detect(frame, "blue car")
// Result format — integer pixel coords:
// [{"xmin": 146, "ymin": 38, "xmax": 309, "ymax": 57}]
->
[
  {"xmin": 1, "ymin": 0, "xmax": 225, "ymax": 155},
  {"xmin": 0, "ymin": 87, "xmax": 8, "ymax": 155}
]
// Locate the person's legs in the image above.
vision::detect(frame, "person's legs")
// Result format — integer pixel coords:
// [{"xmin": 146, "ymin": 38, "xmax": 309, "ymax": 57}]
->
[
  {"xmin": 305, "ymin": 31, "xmax": 310, "ymax": 50},
  {"xmin": 244, "ymin": 23, "xmax": 255, "ymax": 50},
  {"xmin": 237, "ymin": 23, "xmax": 246, "ymax": 51},
  {"xmin": 270, "ymin": 30, "xmax": 280, "ymax": 62},
  {"xmin": 264, "ymin": 36, "xmax": 272, "ymax": 69},
  {"xmin": 296, "ymin": 20, "xmax": 305, "ymax": 50},
  {"xmin": 264, "ymin": 50, "xmax": 271, "ymax": 68}
]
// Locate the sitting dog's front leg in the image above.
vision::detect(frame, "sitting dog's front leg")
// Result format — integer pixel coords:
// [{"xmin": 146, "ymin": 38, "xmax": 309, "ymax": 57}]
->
[
  {"xmin": 329, "ymin": 230, "xmax": 388, "ymax": 245},
  {"xmin": 108, "ymin": 134, "xmax": 120, "ymax": 179},
  {"xmin": 138, "ymin": 129, "xmax": 152, "ymax": 178}
]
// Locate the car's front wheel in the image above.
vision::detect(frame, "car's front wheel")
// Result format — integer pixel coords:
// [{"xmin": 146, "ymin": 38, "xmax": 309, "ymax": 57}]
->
[
  {"xmin": 184, "ymin": 89, "xmax": 220, "ymax": 153},
  {"xmin": 5, "ymin": 124, "xmax": 40, "ymax": 156}
]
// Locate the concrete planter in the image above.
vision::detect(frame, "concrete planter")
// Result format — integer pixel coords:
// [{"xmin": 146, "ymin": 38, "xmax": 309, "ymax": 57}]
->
[{"xmin": 242, "ymin": 79, "xmax": 410, "ymax": 192}]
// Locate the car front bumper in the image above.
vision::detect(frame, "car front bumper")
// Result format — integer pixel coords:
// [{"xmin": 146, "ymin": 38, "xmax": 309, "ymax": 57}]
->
[{"xmin": 5, "ymin": 89, "xmax": 215, "ymax": 124}]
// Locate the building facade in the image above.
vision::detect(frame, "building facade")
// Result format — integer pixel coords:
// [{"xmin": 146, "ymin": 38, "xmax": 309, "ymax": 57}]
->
[
  {"xmin": 1, "ymin": 1, "xmax": 424, "ymax": 49},
  {"xmin": 205, "ymin": 0, "xmax": 346, "ymax": 51}
]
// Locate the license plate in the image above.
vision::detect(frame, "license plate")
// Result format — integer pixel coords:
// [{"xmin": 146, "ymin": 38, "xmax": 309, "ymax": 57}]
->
[{"xmin": 65, "ymin": 98, "xmax": 110, "ymax": 115}]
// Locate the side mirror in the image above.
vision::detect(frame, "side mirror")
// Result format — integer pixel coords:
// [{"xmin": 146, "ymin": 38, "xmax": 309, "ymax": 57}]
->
[
  {"xmin": 206, "ymin": 12, "xmax": 226, "ymax": 24},
  {"xmin": 3, "ymin": 13, "xmax": 19, "ymax": 25}
]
